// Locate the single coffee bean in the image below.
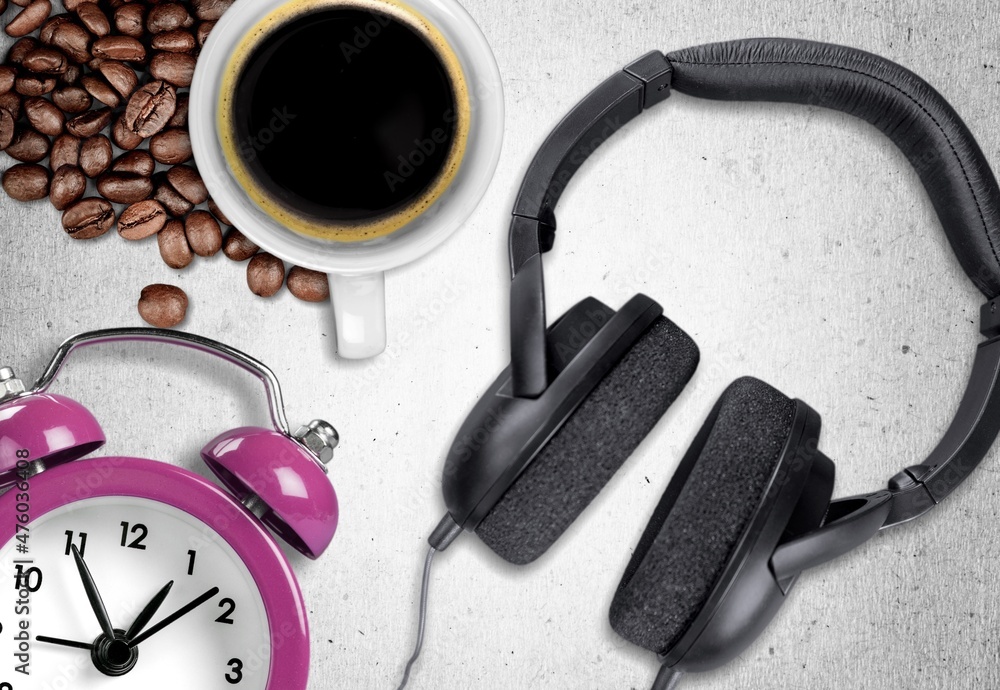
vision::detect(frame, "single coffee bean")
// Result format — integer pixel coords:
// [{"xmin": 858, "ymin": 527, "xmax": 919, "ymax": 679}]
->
[
  {"xmin": 247, "ymin": 252, "xmax": 285, "ymax": 297},
  {"xmin": 80, "ymin": 74, "xmax": 120, "ymax": 107},
  {"xmin": 0, "ymin": 67, "xmax": 16, "ymax": 94},
  {"xmin": 38, "ymin": 14, "xmax": 69, "ymax": 44},
  {"xmin": 112, "ymin": 113, "xmax": 143, "ymax": 149},
  {"xmin": 195, "ymin": 20, "xmax": 214, "ymax": 46},
  {"xmin": 0, "ymin": 93, "xmax": 21, "ymax": 121},
  {"xmin": 5, "ymin": 128, "xmax": 50, "ymax": 162},
  {"xmin": 119, "ymin": 199, "xmax": 167, "ymax": 239},
  {"xmin": 152, "ymin": 29, "xmax": 196, "ymax": 53},
  {"xmin": 158, "ymin": 219, "xmax": 193, "ymax": 268},
  {"xmin": 15, "ymin": 75, "xmax": 56, "ymax": 96},
  {"xmin": 52, "ymin": 85, "xmax": 91, "ymax": 113},
  {"xmin": 49, "ymin": 164, "xmax": 86, "ymax": 209},
  {"xmin": 65, "ymin": 106, "xmax": 112, "ymax": 137},
  {"xmin": 7, "ymin": 36, "xmax": 39, "ymax": 64},
  {"xmin": 49, "ymin": 22, "xmax": 91, "ymax": 64},
  {"xmin": 149, "ymin": 127, "xmax": 191, "ymax": 164},
  {"xmin": 97, "ymin": 59, "xmax": 137, "ymax": 98},
  {"xmin": 286, "ymin": 266, "xmax": 330, "ymax": 302},
  {"xmin": 91, "ymin": 35, "xmax": 145, "ymax": 62},
  {"xmin": 49, "ymin": 133, "xmax": 81, "ymax": 168},
  {"xmin": 222, "ymin": 228, "xmax": 259, "ymax": 261},
  {"xmin": 74, "ymin": 2, "xmax": 109, "ymax": 36},
  {"xmin": 22, "ymin": 47, "xmax": 68, "ymax": 73},
  {"xmin": 79, "ymin": 134, "xmax": 112, "ymax": 177},
  {"xmin": 147, "ymin": 3, "xmax": 189, "ymax": 32},
  {"xmin": 96, "ymin": 171, "xmax": 153, "ymax": 203},
  {"xmin": 167, "ymin": 92, "xmax": 189, "ymax": 127},
  {"xmin": 153, "ymin": 174, "xmax": 193, "ymax": 216},
  {"xmin": 0, "ymin": 108, "xmax": 15, "ymax": 150},
  {"xmin": 62, "ymin": 196, "xmax": 115, "ymax": 239},
  {"xmin": 59, "ymin": 63, "xmax": 81, "ymax": 85},
  {"xmin": 185, "ymin": 210, "xmax": 222, "ymax": 256},
  {"xmin": 112, "ymin": 3, "xmax": 144, "ymax": 38},
  {"xmin": 149, "ymin": 52, "xmax": 195, "ymax": 87},
  {"xmin": 23, "ymin": 96, "xmax": 64, "ymax": 136},
  {"xmin": 63, "ymin": 0, "xmax": 98, "ymax": 11},
  {"xmin": 165, "ymin": 165, "xmax": 207, "ymax": 204},
  {"xmin": 2, "ymin": 163, "xmax": 49, "ymax": 201},
  {"xmin": 207, "ymin": 197, "xmax": 232, "ymax": 225},
  {"xmin": 125, "ymin": 80, "xmax": 176, "ymax": 137},
  {"xmin": 6, "ymin": 0, "xmax": 52, "ymax": 38},
  {"xmin": 111, "ymin": 149, "xmax": 154, "ymax": 176},
  {"xmin": 191, "ymin": 0, "xmax": 231, "ymax": 22},
  {"xmin": 137, "ymin": 283, "xmax": 188, "ymax": 328}
]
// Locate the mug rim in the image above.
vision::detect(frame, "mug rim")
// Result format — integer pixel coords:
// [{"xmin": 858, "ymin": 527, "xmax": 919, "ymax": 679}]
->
[{"xmin": 190, "ymin": 0, "xmax": 505, "ymax": 275}]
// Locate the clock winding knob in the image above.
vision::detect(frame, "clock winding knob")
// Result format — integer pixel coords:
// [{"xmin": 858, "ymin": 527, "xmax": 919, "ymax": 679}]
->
[
  {"xmin": 293, "ymin": 419, "xmax": 340, "ymax": 467},
  {"xmin": 0, "ymin": 367, "xmax": 26, "ymax": 402}
]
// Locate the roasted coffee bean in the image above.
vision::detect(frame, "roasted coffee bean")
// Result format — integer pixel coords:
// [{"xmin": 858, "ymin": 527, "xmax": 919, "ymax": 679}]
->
[
  {"xmin": 167, "ymin": 92, "xmax": 189, "ymax": 127},
  {"xmin": 52, "ymin": 85, "xmax": 90, "ymax": 113},
  {"xmin": 79, "ymin": 134, "xmax": 113, "ymax": 177},
  {"xmin": 97, "ymin": 59, "xmax": 137, "ymax": 97},
  {"xmin": 2, "ymin": 163, "xmax": 50, "ymax": 201},
  {"xmin": 112, "ymin": 3, "xmax": 144, "ymax": 38},
  {"xmin": 7, "ymin": 37, "xmax": 39, "ymax": 64},
  {"xmin": 38, "ymin": 14, "xmax": 69, "ymax": 44},
  {"xmin": 148, "ymin": 127, "xmax": 190, "ymax": 163},
  {"xmin": 5, "ymin": 127, "xmax": 50, "ymax": 162},
  {"xmin": 149, "ymin": 51, "xmax": 195, "ymax": 87},
  {"xmin": 112, "ymin": 113, "xmax": 143, "ymax": 149},
  {"xmin": 49, "ymin": 164, "xmax": 86, "ymax": 209},
  {"xmin": 80, "ymin": 74, "xmax": 121, "ymax": 106},
  {"xmin": 15, "ymin": 75, "xmax": 56, "ymax": 96},
  {"xmin": 287, "ymin": 266, "xmax": 330, "ymax": 302},
  {"xmin": 0, "ymin": 92, "xmax": 21, "ymax": 120},
  {"xmin": 153, "ymin": 173, "xmax": 193, "ymax": 216},
  {"xmin": 0, "ymin": 67, "xmax": 16, "ymax": 94},
  {"xmin": 59, "ymin": 63, "xmax": 81, "ymax": 85},
  {"xmin": 125, "ymin": 80, "xmax": 175, "ymax": 137},
  {"xmin": 207, "ymin": 197, "xmax": 232, "ymax": 225},
  {"xmin": 91, "ymin": 35, "xmax": 145, "ymax": 62},
  {"xmin": 63, "ymin": 0, "xmax": 98, "ymax": 11},
  {"xmin": 22, "ymin": 47, "xmax": 68, "ymax": 73},
  {"xmin": 96, "ymin": 171, "xmax": 153, "ymax": 203},
  {"xmin": 191, "ymin": 0, "xmax": 231, "ymax": 22},
  {"xmin": 74, "ymin": 2, "xmax": 109, "ymax": 36},
  {"xmin": 137, "ymin": 283, "xmax": 187, "ymax": 327},
  {"xmin": 152, "ymin": 29, "xmax": 195, "ymax": 53},
  {"xmin": 222, "ymin": 228, "xmax": 259, "ymax": 261},
  {"xmin": 8, "ymin": 0, "xmax": 27, "ymax": 7},
  {"xmin": 247, "ymin": 252, "xmax": 285, "ymax": 297},
  {"xmin": 147, "ymin": 3, "xmax": 189, "ymax": 32},
  {"xmin": 49, "ymin": 133, "xmax": 80, "ymax": 168},
  {"xmin": 118, "ymin": 199, "xmax": 167, "ymax": 239},
  {"xmin": 158, "ymin": 219, "xmax": 192, "ymax": 268},
  {"xmin": 62, "ymin": 196, "xmax": 115, "ymax": 239},
  {"xmin": 111, "ymin": 149, "xmax": 154, "ymax": 176},
  {"xmin": 184, "ymin": 210, "xmax": 222, "ymax": 256},
  {"xmin": 0, "ymin": 108, "xmax": 15, "ymax": 150},
  {"xmin": 23, "ymin": 96, "xmax": 64, "ymax": 135},
  {"xmin": 165, "ymin": 165, "xmax": 207, "ymax": 204},
  {"xmin": 65, "ymin": 106, "xmax": 111, "ymax": 137},
  {"xmin": 6, "ymin": 0, "xmax": 53, "ymax": 38},
  {"xmin": 195, "ymin": 20, "xmax": 214, "ymax": 46},
  {"xmin": 50, "ymin": 22, "xmax": 91, "ymax": 63}
]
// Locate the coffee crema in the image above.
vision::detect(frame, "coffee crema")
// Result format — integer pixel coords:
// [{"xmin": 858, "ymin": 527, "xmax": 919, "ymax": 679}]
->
[{"xmin": 218, "ymin": 0, "xmax": 471, "ymax": 242}]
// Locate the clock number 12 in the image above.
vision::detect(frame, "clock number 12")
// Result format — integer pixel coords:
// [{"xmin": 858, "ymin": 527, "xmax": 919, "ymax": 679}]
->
[{"xmin": 120, "ymin": 522, "xmax": 148, "ymax": 550}]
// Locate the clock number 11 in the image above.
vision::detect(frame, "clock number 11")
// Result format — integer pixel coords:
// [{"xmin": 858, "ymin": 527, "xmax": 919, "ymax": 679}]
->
[{"xmin": 64, "ymin": 531, "xmax": 88, "ymax": 558}]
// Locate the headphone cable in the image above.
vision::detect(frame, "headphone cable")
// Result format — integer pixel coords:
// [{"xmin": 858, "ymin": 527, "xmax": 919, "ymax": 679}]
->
[{"xmin": 651, "ymin": 666, "xmax": 684, "ymax": 690}]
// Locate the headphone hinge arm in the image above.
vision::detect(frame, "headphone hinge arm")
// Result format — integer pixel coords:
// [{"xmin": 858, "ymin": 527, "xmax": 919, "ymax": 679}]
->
[{"xmin": 981, "ymin": 297, "xmax": 1000, "ymax": 338}]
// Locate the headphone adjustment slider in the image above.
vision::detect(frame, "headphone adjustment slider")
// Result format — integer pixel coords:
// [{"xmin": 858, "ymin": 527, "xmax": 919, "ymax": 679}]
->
[
  {"xmin": 981, "ymin": 298, "xmax": 1000, "ymax": 338},
  {"xmin": 624, "ymin": 51, "xmax": 673, "ymax": 110}
]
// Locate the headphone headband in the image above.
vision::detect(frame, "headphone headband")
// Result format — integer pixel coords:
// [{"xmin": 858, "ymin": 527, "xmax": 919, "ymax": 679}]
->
[{"xmin": 507, "ymin": 38, "xmax": 1000, "ymax": 531}]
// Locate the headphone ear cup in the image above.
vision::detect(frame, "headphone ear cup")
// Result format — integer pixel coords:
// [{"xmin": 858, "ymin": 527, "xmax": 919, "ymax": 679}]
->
[
  {"xmin": 609, "ymin": 377, "xmax": 799, "ymax": 658},
  {"xmin": 474, "ymin": 315, "xmax": 699, "ymax": 565}
]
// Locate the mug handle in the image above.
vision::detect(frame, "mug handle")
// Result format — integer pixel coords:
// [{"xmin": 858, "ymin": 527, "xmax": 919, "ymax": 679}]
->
[{"xmin": 329, "ymin": 272, "xmax": 387, "ymax": 359}]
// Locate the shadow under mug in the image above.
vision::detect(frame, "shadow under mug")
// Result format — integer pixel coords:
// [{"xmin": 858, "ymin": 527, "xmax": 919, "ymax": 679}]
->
[{"xmin": 190, "ymin": 0, "xmax": 504, "ymax": 358}]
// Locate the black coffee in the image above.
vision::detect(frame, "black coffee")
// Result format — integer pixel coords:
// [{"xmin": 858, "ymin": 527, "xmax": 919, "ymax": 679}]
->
[{"xmin": 232, "ymin": 7, "xmax": 460, "ymax": 229}]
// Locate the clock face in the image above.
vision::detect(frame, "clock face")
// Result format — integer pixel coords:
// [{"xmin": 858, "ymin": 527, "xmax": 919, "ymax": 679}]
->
[{"xmin": 0, "ymin": 496, "xmax": 271, "ymax": 689}]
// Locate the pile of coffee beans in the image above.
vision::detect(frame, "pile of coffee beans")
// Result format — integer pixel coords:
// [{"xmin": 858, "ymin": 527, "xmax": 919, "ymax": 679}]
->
[{"xmin": 0, "ymin": 0, "xmax": 330, "ymax": 328}]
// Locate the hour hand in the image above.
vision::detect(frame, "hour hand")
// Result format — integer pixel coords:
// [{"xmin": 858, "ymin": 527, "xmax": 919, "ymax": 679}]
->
[{"xmin": 71, "ymin": 545, "xmax": 116, "ymax": 639}]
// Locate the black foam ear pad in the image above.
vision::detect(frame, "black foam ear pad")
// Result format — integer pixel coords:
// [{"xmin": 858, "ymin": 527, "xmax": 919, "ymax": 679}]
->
[
  {"xmin": 609, "ymin": 377, "xmax": 796, "ymax": 655},
  {"xmin": 474, "ymin": 316, "xmax": 700, "ymax": 565}
]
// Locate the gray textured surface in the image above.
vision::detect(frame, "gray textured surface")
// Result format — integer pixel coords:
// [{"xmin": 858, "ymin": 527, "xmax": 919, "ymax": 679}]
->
[{"xmin": 1, "ymin": 0, "xmax": 1000, "ymax": 688}]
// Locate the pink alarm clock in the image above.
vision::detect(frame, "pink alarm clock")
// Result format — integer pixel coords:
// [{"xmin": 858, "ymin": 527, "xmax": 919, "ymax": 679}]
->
[{"xmin": 0, "ymin": 329, "xmax": 339, "ymax": 689}]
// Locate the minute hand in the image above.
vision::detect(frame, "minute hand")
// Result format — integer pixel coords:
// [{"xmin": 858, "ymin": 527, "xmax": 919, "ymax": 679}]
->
[{"xmin": 128, "ymin": 587, "xmax": 220, "ymax": 648}]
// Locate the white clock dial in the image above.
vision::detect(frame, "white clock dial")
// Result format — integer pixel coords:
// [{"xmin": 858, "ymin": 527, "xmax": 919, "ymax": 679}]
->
[{"xmin": 0, "ymin": 496, "xmax": 271, "ymax": 689}]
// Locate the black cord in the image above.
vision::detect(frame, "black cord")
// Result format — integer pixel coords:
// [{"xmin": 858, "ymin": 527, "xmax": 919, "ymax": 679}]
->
[{"xmin": 651, "ymin": 666, "xmax": 683, "ymax": 690}]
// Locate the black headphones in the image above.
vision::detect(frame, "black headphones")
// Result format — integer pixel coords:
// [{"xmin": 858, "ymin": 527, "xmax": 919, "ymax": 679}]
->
[{"xmin": 398, "ymin": 38, "xmax": 1000, "ymax": 690}]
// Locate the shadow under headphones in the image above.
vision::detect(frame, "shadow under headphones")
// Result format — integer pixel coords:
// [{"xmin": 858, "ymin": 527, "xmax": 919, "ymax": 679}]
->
[{"xmin": 397, "ymin": 38, "xmax": 1000, "ymax": 690}]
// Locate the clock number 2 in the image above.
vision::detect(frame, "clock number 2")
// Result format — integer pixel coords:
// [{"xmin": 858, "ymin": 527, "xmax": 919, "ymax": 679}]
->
[
  {"xmin": 216, "ymin": 598, "xmax": 236, "ymax": 625},
  {"xmin": 119, "ymin": 522, "xmax": 148, "ymax": 550},
  {"xmin": 225, "ymin": 658, "xmax": 243, "ymax": 684}
]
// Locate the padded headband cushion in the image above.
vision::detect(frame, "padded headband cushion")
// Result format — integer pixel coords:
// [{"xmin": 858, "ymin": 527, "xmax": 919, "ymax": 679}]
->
[
  {"xmin": 666, "ymin": 38, "xmax": 1000, "ymax": 298},
  {"xmin": 475, "ymin": 315, "xmax": 699, "ymax": 565},
  {"xmin": 609, "ymin": 377, "xmax": 795, "ymax": 655}
]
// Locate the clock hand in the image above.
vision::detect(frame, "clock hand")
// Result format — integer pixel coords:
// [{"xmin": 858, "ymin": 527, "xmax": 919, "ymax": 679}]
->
[
  {"xmin": 71, "ymin": 545, "xmax": 116, "ymax": 640},
  {"xmin": 36, "ymin": 635, "xmax": 94, "ymax": 651},
  {"xmin": 128, "ymin": 587, "xmax": 220, "ymax": 648},
  {"xmin": 125, "ymin": 580, "xmax": 174, "ymax": 642}
]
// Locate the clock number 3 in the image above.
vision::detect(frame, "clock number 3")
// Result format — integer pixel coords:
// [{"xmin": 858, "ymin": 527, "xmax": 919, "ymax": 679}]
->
[
  {"xmin": 119, "ymin": 522, "xmax": 148, "ymax": 550},
  {"xmin": 225, "ymin": 658, "xmax": 243, "ymax": 684}
]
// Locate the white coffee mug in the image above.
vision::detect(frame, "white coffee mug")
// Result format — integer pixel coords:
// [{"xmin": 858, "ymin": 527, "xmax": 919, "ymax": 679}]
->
[{"xmin": 190, "ymin": 0, "xmax": 504, "ymax": 358}]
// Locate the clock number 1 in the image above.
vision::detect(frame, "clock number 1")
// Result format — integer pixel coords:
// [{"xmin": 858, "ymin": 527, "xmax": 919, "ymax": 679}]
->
[
  {"xmin": 187, "ymin": 550, "xmax": 197, "ymax": 576},
  {"xmin": 120, "ymin": 522, "xmax": 148, "ymax": 550},
  {"xmin": 64, "ymin": 531, "xmax": 88, "ymax": 558},
  {"xmin": 225, "ymin": 658, "xmax": 243, "ymax": 684}
]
